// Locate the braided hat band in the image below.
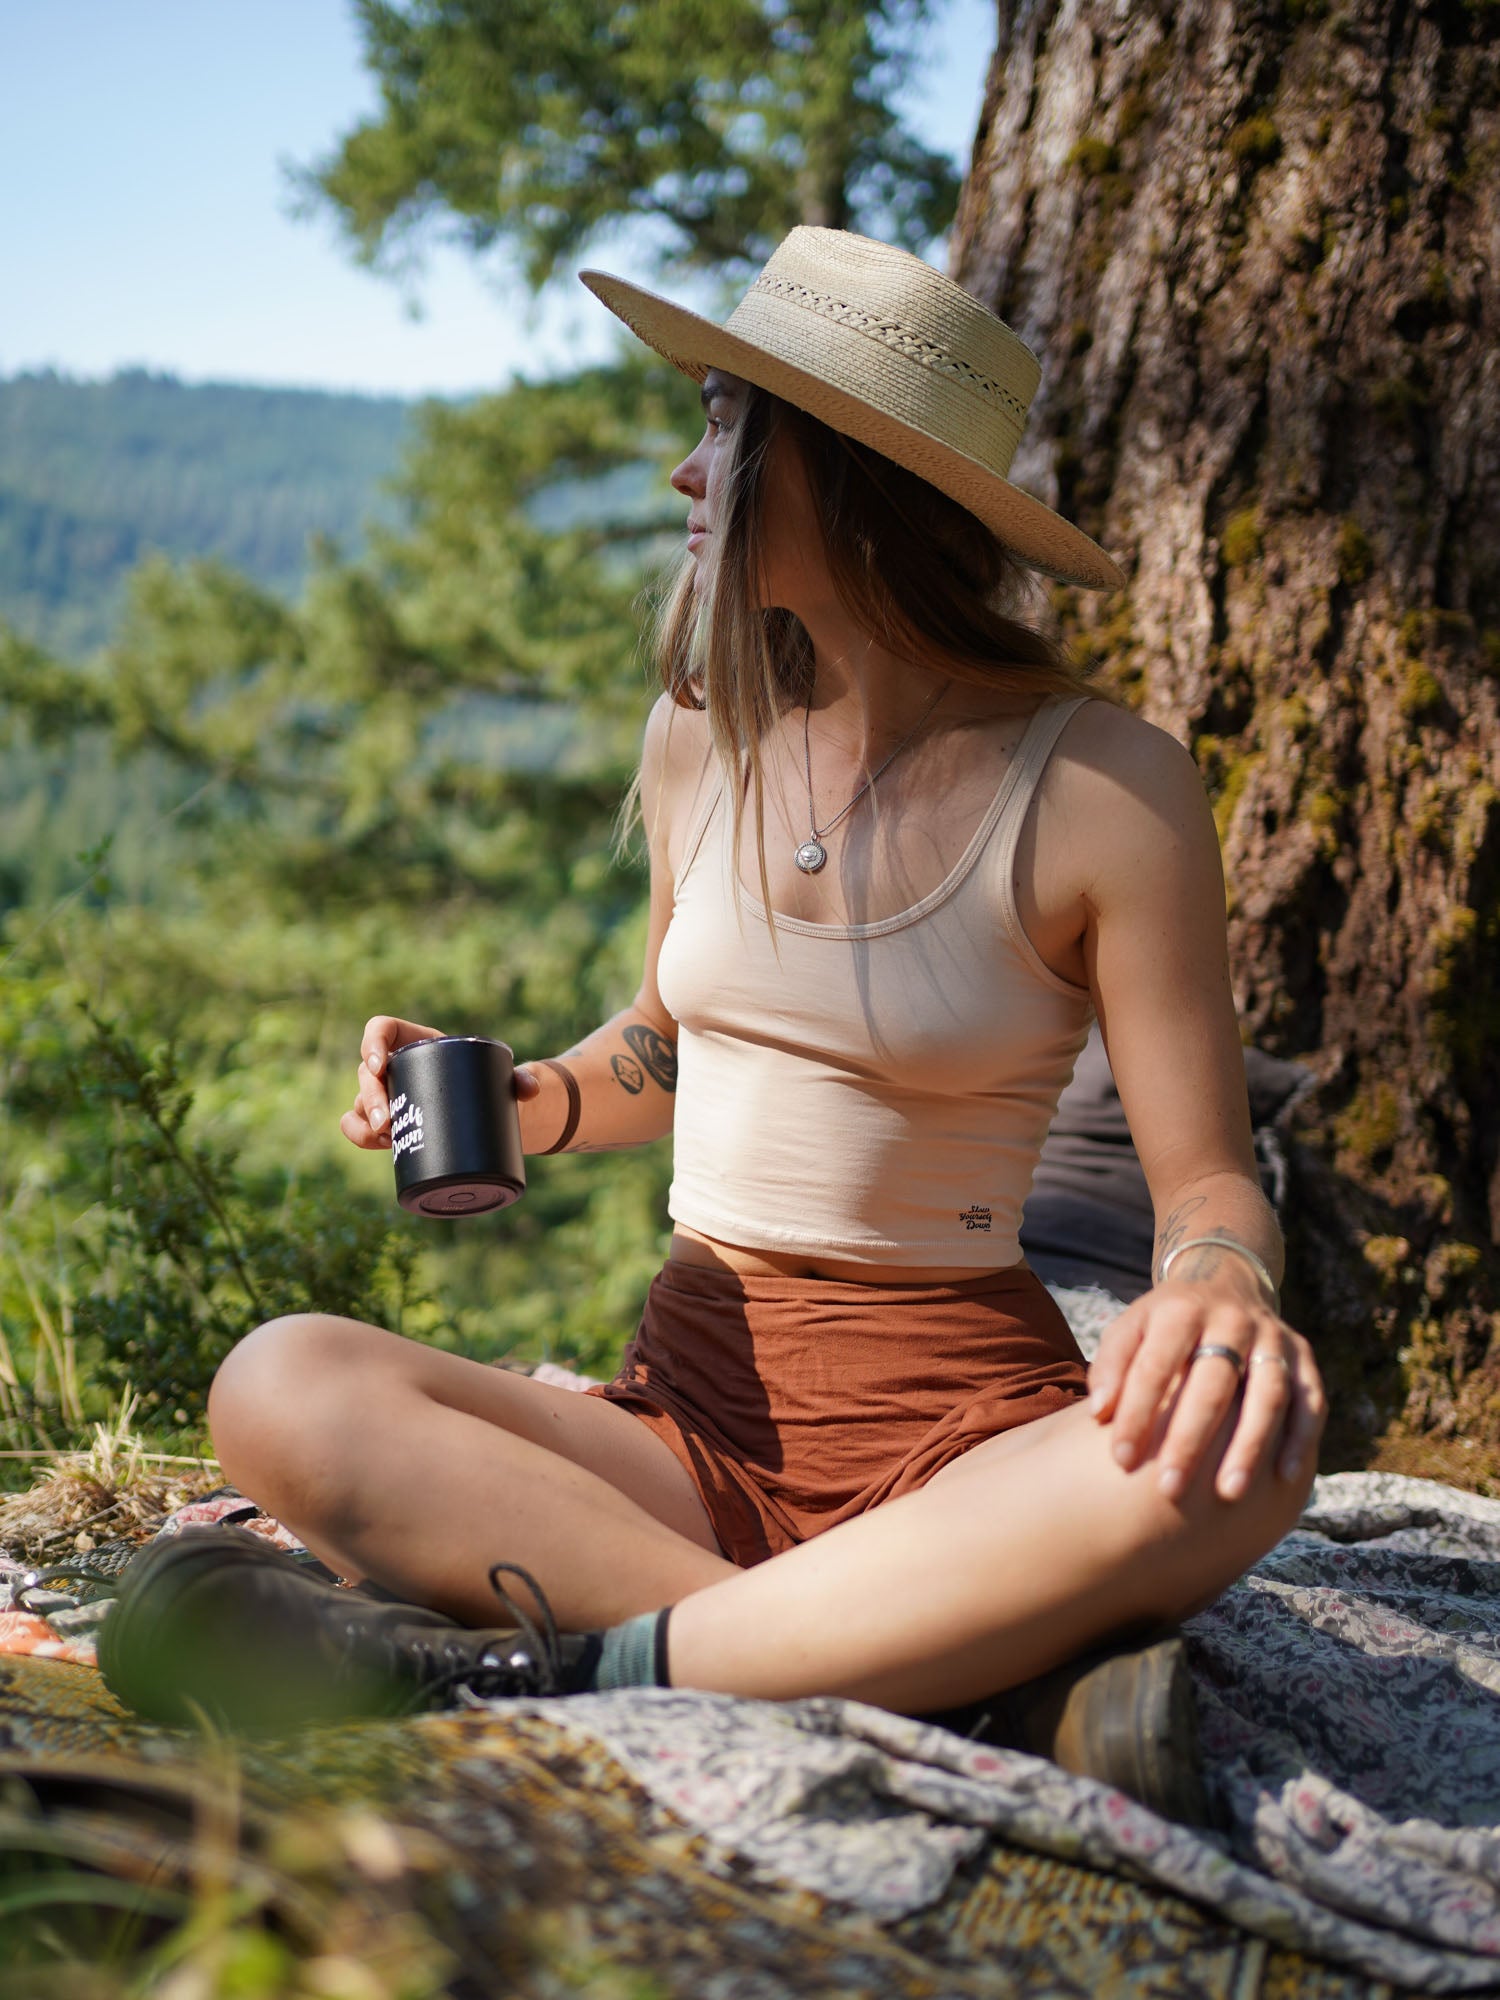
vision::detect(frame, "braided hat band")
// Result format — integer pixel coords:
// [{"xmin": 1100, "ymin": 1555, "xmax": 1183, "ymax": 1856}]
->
[{"xmin": 580, "ymin": 227, "xmax": 1122, "ymax": 592}]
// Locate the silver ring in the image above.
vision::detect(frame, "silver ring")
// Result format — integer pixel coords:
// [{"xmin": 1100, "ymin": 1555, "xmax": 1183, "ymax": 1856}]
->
[
  {"xmin": 1190, "ymin": 1342, "xmax": 1247, "ymax": 1377},
  {"xmin": 1250, "ymin": 1352, "xmax": 1293, "ymax": 1375}
]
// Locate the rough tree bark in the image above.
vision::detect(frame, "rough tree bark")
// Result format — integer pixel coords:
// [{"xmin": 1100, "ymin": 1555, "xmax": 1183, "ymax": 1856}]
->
[{"xmin": 952, "ymin": 0, "xmax": 1500, "ymax": 1483}]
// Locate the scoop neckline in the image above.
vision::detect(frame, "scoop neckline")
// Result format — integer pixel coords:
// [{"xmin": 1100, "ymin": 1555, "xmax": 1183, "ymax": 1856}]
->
[{"xmin": 731, "ymin": 699, "xmax": 1060, "ymax": 941}]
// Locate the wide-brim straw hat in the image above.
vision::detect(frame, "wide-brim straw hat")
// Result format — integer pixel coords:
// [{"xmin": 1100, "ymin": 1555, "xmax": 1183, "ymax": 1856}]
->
[{"xmin": 580, "ymin": 226, "xmax": 1122, "ymax": 592}]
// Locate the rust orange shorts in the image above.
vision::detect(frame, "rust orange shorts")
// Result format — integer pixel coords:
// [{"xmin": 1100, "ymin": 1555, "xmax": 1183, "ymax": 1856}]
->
[{"xmin": 586, "ymin": 1259, "xmax": 1089, "ymax": 1566}]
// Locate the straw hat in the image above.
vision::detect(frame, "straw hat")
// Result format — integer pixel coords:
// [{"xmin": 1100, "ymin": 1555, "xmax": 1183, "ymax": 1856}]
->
[{"xmin": 579, "ymin": 227, "xmax": 1122, "ymax": 592}]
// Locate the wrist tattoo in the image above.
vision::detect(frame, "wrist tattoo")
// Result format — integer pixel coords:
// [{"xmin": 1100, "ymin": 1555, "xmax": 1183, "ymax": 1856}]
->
[
  {"xmin": 623, "ymin": 1021, "xmax": 678, "ymax": 1092},
  {"xmin": 1160, "ymin": 1233, "xmax": 1280, "ymax": 1310},
  {"xmin": 1153, "ymin": 1196, "xmax": 1208, "ymax": 1281}
]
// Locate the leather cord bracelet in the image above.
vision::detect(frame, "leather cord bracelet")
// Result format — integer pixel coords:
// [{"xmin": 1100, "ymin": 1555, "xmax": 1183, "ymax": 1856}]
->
[
  {"xmin": 1159, "ymin": 1234, "xmax": 1281, "ymax": 1313},
  {"xmin": 535, "ymin": 1059, "xmax": 582, "ymax": 1155}
]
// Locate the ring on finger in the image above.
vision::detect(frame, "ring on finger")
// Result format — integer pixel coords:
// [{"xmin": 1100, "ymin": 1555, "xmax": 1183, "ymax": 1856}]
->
[
  {"xmin": 1190, "ymin": 1342, "xmax": 1247, "ymax": 1378},
  {"xmin": 1249, "ymin": 1351, "xmax": 1294, "ymax": 1375}
]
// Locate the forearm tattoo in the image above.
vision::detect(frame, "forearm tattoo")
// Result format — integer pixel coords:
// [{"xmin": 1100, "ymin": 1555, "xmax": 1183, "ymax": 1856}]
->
[
  {"xmin": 611, "ymin": 1054, "xmax": 645, "ymax": 1094},
  {"xmin": 1152, "ymin": 1196, "xmax": 1208, "ymax": 1282},
  {"xmin": 617, "ymin": 1021, "xmax": 678, "ymax": 1093}
]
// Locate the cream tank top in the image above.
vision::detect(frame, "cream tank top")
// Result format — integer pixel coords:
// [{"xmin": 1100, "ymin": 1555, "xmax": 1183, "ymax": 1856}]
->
[{"xmin": 655, "ymin": 697, "xmax": 1096, "ymax": 1268}]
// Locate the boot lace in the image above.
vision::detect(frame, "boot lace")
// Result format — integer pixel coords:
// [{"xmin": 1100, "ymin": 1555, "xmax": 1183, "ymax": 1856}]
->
[{"xmin": 350, "ymin": 1562, "xmax": 573, "ymax": 1713}]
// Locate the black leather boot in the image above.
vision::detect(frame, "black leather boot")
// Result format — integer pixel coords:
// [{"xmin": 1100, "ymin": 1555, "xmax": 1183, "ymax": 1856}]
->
[{"xmin": 98, "ymin": 1526, "xmax": 595, "ymax": 1733}]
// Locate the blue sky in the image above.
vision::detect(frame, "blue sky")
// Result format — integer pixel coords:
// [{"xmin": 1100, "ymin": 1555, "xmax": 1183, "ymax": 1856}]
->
[{"xmin": 0, "ymin": 0, "xmax": 996, "ymax": 399}]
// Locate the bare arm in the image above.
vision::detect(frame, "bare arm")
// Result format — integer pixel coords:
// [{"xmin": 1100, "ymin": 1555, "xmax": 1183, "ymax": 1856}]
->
[
  {"xmin": 342, "ymin": 693, "xmax": 705, "ymax": 1159},
  {"xmin": 515, "ymin": 1006, "xmax": 678, "ymax": 1154},
  {"xmin": 1048, "ymin": 709, "xmax": 1324, "ymax": 1501}
]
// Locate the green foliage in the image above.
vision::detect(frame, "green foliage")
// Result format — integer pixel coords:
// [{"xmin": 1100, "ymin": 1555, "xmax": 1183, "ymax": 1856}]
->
[
  {"xmin": 0, "ymin": 994, "xmax": 424, "ymax": 1432},
  {"xmin": 74, "ymin": 1014, "xmax": 425, "ymax": 1420},
  {"xmin": 0, "ymin": 0, "xmax": 977, "ymax": 1454},
  {"xmin": 0, "ymin": 371, "xmax": 411, "ymax": 657},
  {"xmin": 1362, "ymin": 1233, "xmax": 1413, "ymax": 1285},
  {"xmin": 1221, "ymin": 508, "xmax": 1263, "ymax": 567},
  {"xmin": 0, "ymin": 359, "xmax": 699, "ymax": 1437},
  {"xmin": 1228, "ymin": 115, "xmax": 1282, "ymax": 171},
  {"xmin": 1198, "ymin": 743, "xmax": 1263, "ymax": 841},
  {"xmin": 1334, "ymin": 1081, "xmax": 1401, "ymax": 1164},
  {"xmin": 1399, "ymin": 663, "xmax": 1443, "ymax": 718},
  {"xmin": 1336, "ymin": 516, "xmax": 1373, "ymax": 586},
  {"xmin": 1066, "ymin": 136, "xmax": 1119, "ymax": 176},
  {"xmin": 302, "ymin": 0, "xmax": 961, "ymax": 290},
  {"xmin": 1276, "ymin": 693, "xmax": 1312, "ymax": 737},
  {"xmin": 0, "ymin": 1770, "xmax": 461, "ymax": 1995}
]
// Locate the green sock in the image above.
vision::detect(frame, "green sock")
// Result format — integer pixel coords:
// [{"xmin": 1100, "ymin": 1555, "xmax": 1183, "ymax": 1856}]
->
[{"xmin": 592, "ymin": 1607, "xmax": 672, "ymax": 1691}]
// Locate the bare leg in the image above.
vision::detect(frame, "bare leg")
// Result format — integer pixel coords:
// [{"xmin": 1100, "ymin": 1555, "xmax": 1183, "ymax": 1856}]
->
[
  {"xmin": 666, "ymin": 1398, "xmax": 1315, "ymax": 1711},
  {"xmin": 208, "ymin": 1315, "xmax": 737, "ymax": 1629},
  {"xmin": 211, "ymin": 1317, "xmax": 1314, "ymax": 1714}
]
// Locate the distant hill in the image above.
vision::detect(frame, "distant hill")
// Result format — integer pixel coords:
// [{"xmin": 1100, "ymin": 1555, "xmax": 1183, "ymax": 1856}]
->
[{"xmin": 0, "ymin": 370, "xmax": 417, "ymax": 657}]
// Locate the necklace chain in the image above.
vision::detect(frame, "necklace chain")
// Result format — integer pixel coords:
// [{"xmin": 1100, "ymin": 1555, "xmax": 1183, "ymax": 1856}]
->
[{"xmin": 795, "ymin": 681, "xmax": 948, "ymax": 874}]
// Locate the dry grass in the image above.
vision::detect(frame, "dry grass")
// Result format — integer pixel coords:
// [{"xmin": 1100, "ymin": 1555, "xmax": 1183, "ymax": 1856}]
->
[{"xmin": 0, "ymin": 1393, "xmax": 221, "ymax": 1563}]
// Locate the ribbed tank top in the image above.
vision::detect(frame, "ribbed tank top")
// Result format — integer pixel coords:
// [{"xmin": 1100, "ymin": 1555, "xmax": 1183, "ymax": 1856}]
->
[{"xmin": 656, "ymin": 696, "xmax": 1096, "ymax": 1267}]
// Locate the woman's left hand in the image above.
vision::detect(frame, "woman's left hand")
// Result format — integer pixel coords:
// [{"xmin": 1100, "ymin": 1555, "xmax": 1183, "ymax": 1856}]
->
[{"xmin": 1087, "ymin": 1283, "xmax": 1325, "ymax": 1504}]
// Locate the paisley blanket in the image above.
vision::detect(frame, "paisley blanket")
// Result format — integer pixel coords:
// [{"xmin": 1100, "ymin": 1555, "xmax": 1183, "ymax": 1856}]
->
[
  {"xmin": 4, "ymin": 1286, "xmax": 1500, "ymax": 1995},
  {"xmin": 503, "ymin": 1470, "xmax": 1500, "ymax": 1993}
]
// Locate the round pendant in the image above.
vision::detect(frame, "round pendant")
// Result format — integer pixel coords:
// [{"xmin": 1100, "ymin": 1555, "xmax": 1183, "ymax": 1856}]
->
[{"xmin": 794, "ymin": 838, "xmax": 828, "ymax": 874}]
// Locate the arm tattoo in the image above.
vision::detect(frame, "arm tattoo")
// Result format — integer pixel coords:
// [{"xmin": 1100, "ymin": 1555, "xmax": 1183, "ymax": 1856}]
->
[
  {"xmin": 1152, "ymin": 1195, "xmax": 1207, "ymax": 1282},
  {"xmin": 611, "ymin": 1054, "xmax": 645, "ymax": 1095},
  {"xmin": 622, "ymin": 1021, "xmax": 678, "ymax": 1092}
]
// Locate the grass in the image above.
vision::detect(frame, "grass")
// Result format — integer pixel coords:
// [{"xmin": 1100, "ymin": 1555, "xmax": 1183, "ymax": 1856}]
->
[
  {"xmin": 0, "ymin": 1748, "xmax": 462, "ymax": 1999},
  {"xmin": 0, "ymin": 1394, "xmax": 220, "ymax": 1562}
]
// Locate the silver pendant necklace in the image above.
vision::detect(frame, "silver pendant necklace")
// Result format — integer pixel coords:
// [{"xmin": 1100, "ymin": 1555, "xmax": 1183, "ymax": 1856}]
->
[{"xmin": 795, "ymin": 681, "xmax": 949, "ymax": 874}]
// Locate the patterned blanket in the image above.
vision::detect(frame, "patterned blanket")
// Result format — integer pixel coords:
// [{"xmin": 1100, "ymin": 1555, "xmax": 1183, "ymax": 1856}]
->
[
  {"xmin": 500, "ymin": 1470, "xmax": 1500, "ymax": 1993},
  {"xmin": 4, "ymin": 1290, "xmax": 1500, "ymax": 1995}
]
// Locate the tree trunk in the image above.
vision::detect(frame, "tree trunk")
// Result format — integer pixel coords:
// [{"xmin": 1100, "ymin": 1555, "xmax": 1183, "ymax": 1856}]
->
[{"xmin": 952, "ymin": 0, "xmax": 1500, "ymax": 1482}]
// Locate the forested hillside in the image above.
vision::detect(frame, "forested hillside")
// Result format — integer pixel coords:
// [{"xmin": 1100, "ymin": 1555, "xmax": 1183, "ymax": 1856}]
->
[
  {"xmin": 0, "ymin": 370, "xmax": 413, "ymax": 655},
  {"xmin": 0, "ymin": 0, "xmax": 961, "ymax": 1470}
]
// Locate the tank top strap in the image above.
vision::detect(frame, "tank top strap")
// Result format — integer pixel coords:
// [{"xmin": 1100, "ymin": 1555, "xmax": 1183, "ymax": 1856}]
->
[
  {"xmin": 674, "ymin": 772, "xmax": 725, "ymax": 892},
  {"xmin": 991, "ymin": 696, "xmax": 1092, "ymax": 855},
  {"xmin": 987, "ymin": 694, "xmax": 1092, "ymax": 985}
]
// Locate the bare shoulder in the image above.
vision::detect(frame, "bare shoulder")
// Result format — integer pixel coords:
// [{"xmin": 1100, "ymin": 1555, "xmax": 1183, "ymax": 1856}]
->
[
  {"xmin": 1051, "ymin": 699, "xmax": 1211, "ymax": 826},
  {"xmin": 1054, "ymin": 698, "xmax": 1200, "ymax": 792},
  {"xmin": 1042, "ymin": 698, "xmax": 1220, "ymax": 899},
  {"xmin": 640, "ymin": 692, "xmax": 716, "ymax": 865}
]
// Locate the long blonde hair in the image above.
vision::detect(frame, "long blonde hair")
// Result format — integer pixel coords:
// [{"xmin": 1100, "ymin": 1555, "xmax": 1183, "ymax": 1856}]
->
[{"xmin": 626, "ymin": 386, "xmax": 1106, "ymax": 914}]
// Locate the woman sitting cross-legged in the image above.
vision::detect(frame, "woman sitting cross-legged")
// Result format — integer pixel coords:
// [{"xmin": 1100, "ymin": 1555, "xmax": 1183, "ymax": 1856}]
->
[{"xmin": 100, "ymin": 230, "xmax": 1324, "ymax": 1824}]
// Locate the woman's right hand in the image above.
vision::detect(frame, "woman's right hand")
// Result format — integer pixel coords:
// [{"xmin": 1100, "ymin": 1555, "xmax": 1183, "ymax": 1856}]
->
[{"xmin": 340, "ymin": 1016, "xmax": 446, "ymax": 1150}]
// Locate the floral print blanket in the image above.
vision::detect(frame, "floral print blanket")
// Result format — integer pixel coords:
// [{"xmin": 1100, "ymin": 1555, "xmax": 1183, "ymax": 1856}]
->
[
  {"xmin": 5, "ymin": 1285, "xmax": 1500, "ymax": 1990},
  {"xmin": 495, "ymin": 1470, "xmax": 1500, "ymax": 1993}
]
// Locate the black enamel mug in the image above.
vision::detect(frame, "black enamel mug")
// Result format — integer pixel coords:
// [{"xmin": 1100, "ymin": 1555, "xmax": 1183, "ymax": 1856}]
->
[{"xmin": 386, "ymin": 1036, "xmax": 526, "ymax": 1218}]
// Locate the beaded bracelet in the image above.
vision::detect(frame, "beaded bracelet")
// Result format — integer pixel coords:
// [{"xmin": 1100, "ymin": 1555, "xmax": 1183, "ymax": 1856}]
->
[
  {"xmin": 1158, "ymin": 1234, "xmax": 1281, "ymax": 1313},
  {"xmin": 535, "ymin": 1059, "xmax": 582, "ymax": 1155}
]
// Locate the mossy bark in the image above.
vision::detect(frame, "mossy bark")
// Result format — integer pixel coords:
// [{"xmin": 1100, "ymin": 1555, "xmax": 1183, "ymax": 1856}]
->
[{"xmin": 953, "ymin": 0, "xmax": 1500, "ymax": 1484}]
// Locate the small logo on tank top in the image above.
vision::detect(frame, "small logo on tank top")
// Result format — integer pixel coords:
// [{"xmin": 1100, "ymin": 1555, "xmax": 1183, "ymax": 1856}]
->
[{"xmin": 960, "ymin": 1204, "xmax": 992, "ymax": 1232}]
